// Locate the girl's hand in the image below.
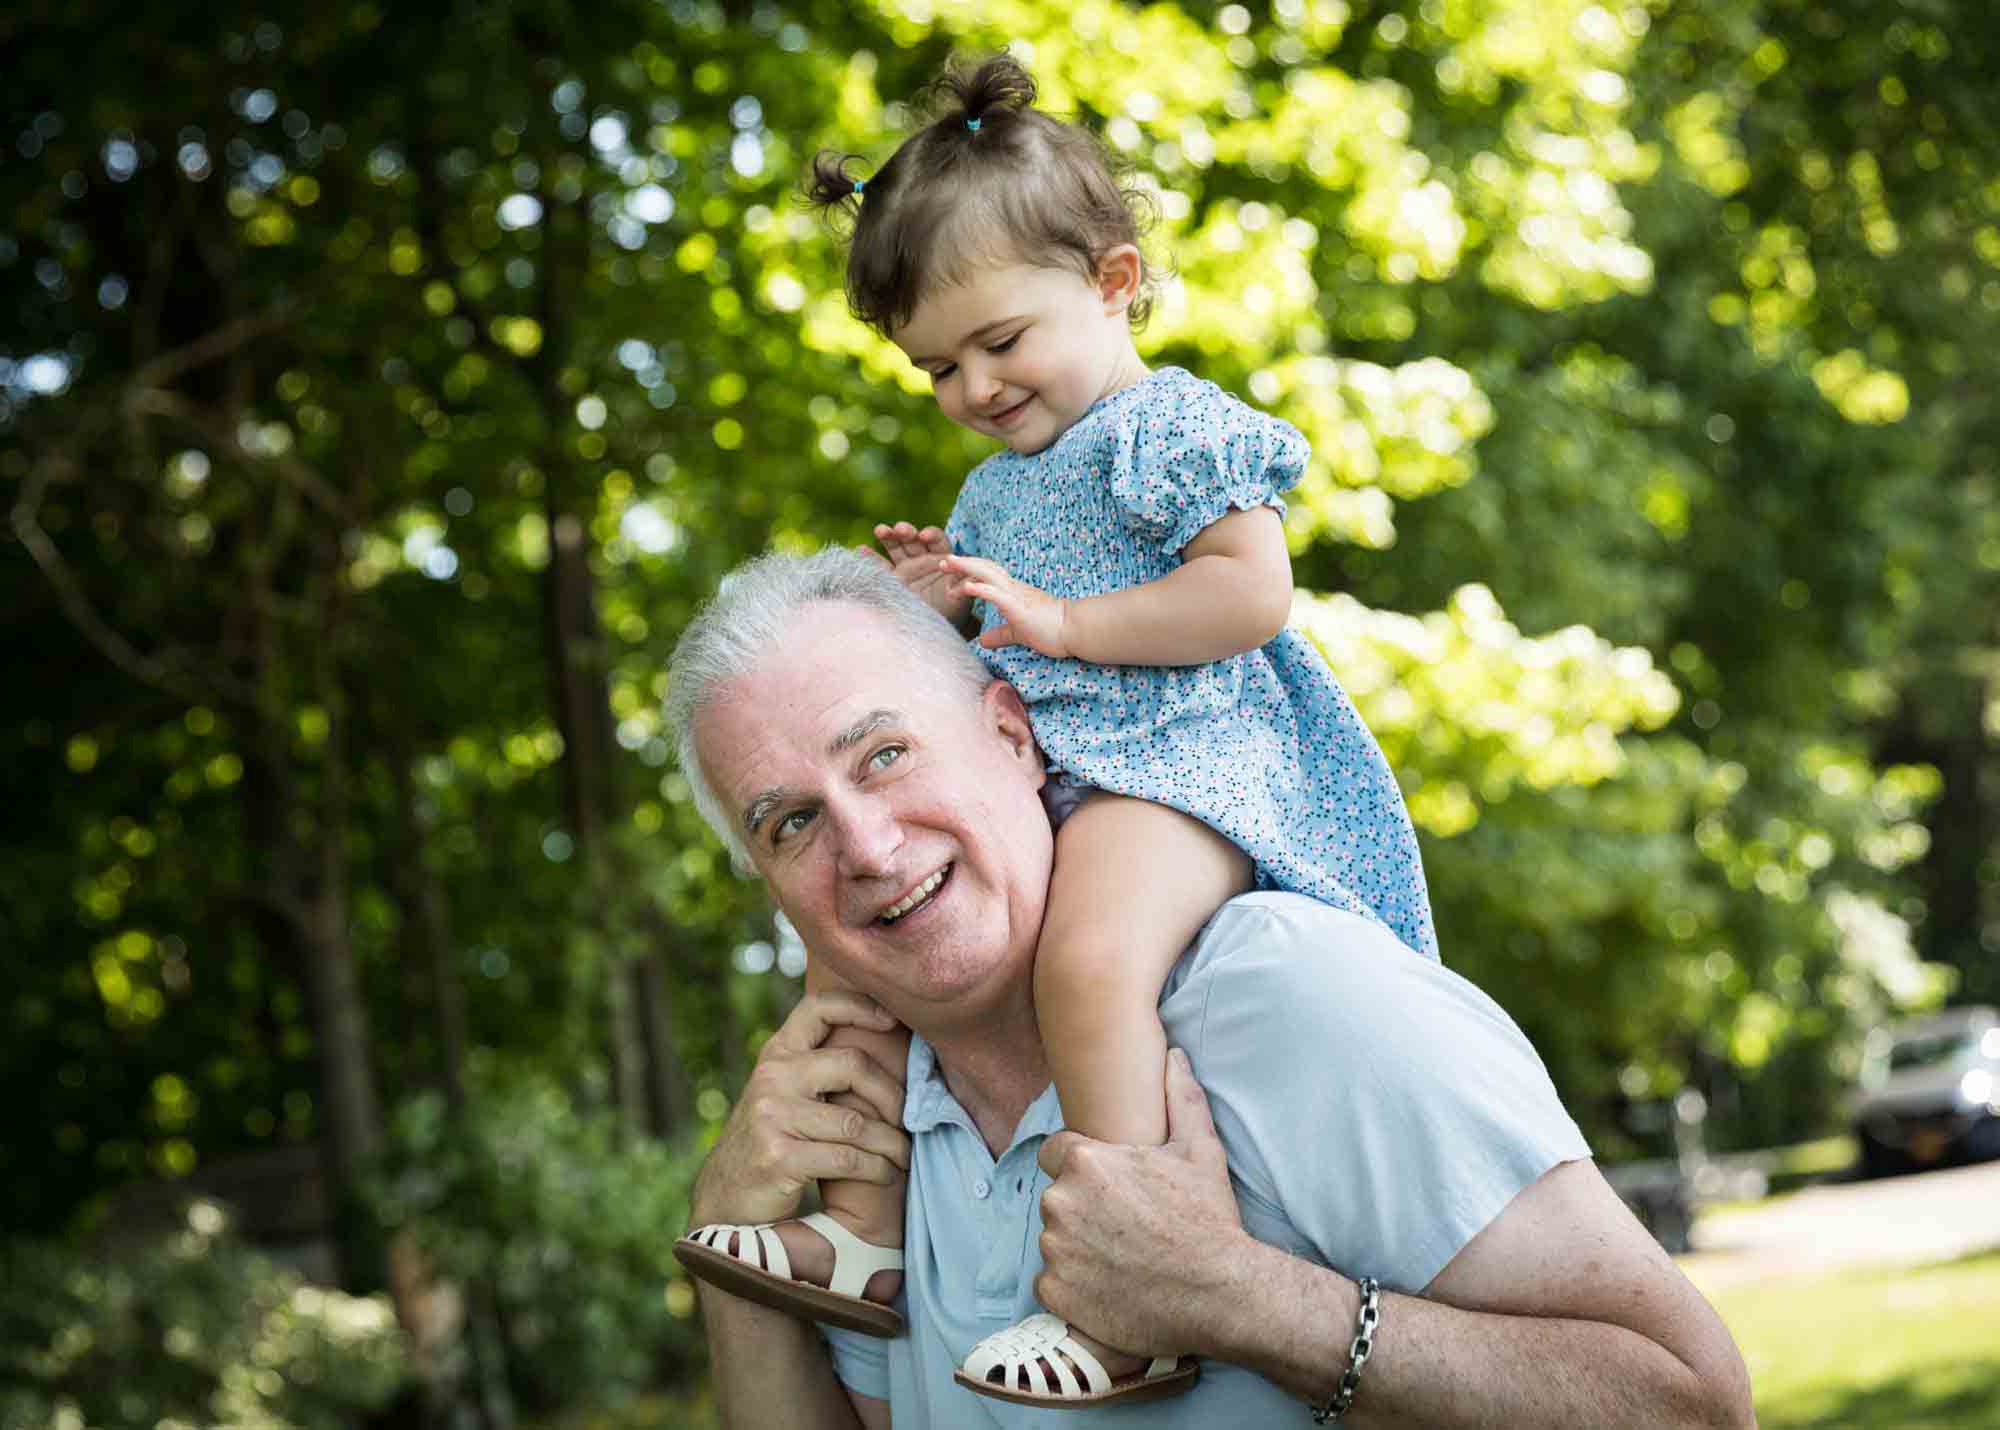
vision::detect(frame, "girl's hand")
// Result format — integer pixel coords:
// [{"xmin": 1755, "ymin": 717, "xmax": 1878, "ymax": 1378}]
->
[
  {"xmin": 942, "ymin": 555, "xmax": 1073, "ymax": 658},
  {"xmin": 863, "ymin": 522, "xmax": 969, "ymax": 626}
]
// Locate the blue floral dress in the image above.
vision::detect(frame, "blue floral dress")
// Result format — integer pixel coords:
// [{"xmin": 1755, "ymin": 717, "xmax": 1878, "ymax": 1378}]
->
[{"xmin": 947, "ymin": 365, "xmax": 1438, "ymax": 962}]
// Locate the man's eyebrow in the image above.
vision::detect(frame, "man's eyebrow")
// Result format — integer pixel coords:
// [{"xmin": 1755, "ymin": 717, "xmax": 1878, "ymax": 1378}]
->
[
  {"xmin": 740, "ymin": 711, "xmax": 906, "ymax": 838},
  {"xmin": 904, "ymin": 317, "xmax": 1019, "ymax": 366},
  {"xmin": 742, "ymin": 787, "xmax": 795, "ymax": 840},
  {"xmin": 830, "ymin": 709, "xmax": 902, "ymax": 754}
]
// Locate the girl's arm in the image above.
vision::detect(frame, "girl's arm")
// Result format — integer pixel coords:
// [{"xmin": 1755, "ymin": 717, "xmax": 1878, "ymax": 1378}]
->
[{"xmin": 942, "ymin": 505, "xmax": 1292, "ymax": 665}]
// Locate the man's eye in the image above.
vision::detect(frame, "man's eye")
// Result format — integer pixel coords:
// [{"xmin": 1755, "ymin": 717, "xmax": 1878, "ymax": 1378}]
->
[
  {"xmin": 774, "ymin": 809, "xmax": 814, "ymax": 841},
  {"xmin": 868, "ymin": 744, "xmax": 905, "ymax": 771}
]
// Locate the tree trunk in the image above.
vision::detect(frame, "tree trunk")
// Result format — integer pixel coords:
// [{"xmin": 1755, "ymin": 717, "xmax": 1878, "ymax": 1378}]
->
[
  {"xmin": 634, "ymin": 939, "xmax": 691, "ymax": 1136},
  {"xmin": 532, "ymin": 167, "xmax": 649, "ymax": 1137},
  {"xmin": 390, "ymin": 751, "xmax": 470, "ymax": 1109}
]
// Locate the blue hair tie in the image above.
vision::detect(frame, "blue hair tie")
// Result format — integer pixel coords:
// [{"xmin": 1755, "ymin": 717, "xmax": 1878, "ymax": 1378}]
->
[
  {"xmin": 966, "ymin": 117, "xmax": 982, "ymax": 132},
  {"xmin": 852, "ymin": 178, "xmax": 866, "ymax": 196}
]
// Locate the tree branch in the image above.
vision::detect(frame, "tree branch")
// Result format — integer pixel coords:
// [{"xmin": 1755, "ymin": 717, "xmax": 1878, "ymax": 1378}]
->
[
  {"xmin": 124, "ymin": 387, "xmax": 348, "ymax": 519},
  {"xmin": 9, "ymin": 454, "xmax": 252, "ymax": 708},
  {"xmin": 129, "ymin": 302, "xmax": 295, "ymax": 393}
]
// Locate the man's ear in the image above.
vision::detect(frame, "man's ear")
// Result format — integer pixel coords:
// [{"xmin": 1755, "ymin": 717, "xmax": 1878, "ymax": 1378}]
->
[
  {"xmin": 984, "ymin": 682, "xmax": 1045, "ymax": 783},
  {"xmin": 1096, "ymin": 244, "xmax": 1143, "ymax": 315}
]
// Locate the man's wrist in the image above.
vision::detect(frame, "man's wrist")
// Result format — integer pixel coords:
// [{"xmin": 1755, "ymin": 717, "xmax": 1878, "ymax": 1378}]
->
[
  {"xmin": 1193, "ymin": 1236, "xmax": 1387, "ymax": 1416},
  {"xmin": 1184, "ymin": 1225, "xmax": 1291, "ymax": 1363}
]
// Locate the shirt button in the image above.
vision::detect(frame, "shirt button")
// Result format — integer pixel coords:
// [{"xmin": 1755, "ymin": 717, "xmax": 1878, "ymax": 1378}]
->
[{"xmin": 972, "ymin": 1179, "xmax": 991, "ymax": 1200}]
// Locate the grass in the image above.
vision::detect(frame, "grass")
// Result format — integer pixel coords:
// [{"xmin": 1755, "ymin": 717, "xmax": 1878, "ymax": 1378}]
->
[{"xmin": 1703, "ymin": 1249, "xmax": 2000, "ymax": 1429}]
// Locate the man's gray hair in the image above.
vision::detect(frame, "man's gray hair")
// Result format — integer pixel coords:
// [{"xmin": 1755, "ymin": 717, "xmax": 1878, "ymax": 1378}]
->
[{"xmin": 665, "ymin": 547, "xmax": 994, "ymax": 873}]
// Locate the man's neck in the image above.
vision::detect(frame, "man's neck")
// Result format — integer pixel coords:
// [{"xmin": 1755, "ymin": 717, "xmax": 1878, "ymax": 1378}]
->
[{"xmin": 924, "ymin": 1006, "xmax": 1052, "ymax": 1158}]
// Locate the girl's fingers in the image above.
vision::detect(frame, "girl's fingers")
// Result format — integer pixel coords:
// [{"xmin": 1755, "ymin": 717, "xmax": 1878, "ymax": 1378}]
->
[{"xmin": 941, "ymin": 554, "xmax": 1005, "ymax": 582}]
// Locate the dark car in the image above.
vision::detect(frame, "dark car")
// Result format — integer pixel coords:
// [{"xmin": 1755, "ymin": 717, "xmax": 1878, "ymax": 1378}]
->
[{"xmin": 1852, "ymin": 1005, "xmax": 2000, "ymax": 1176}]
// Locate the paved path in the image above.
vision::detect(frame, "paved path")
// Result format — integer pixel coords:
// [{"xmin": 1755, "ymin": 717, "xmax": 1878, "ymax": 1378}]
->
[{"xmin": 1676, "ymin": 1158, "xmax": 2000, "ymax": 1291}]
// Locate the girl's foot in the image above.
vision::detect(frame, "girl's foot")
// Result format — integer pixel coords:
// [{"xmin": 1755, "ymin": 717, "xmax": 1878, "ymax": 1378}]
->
[
  {"xmin": 956, "ymin": 1311, "xmax": 1199, "ymax": 1408},
  {"xmin": 675, "ymin": 1209, "xmax": 905, "ymax": 1337},
  {"xmin": 763, "ymin": 1210, "xmax": 904, "ymax": 1305}
]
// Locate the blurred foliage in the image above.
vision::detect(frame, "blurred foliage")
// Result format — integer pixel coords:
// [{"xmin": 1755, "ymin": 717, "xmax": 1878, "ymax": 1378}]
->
[
  {"xmin": 366, "ymin": 1070, "xmax": 711, "ymax": 1411},
  {"xmin": 0, "ymin": 1202, "xmax": 405, "ymax": 1429},
  {"xmin": 2, "ymin": 0, "xmax": 1997, "ymax": 1411}
]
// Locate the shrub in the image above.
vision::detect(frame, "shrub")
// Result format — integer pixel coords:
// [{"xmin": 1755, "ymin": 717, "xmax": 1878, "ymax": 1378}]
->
[
  {"xmin": 367, "ymin": 1076, "xmax": 709, "ymax": 1413},
  {"xmin": 0, "ymin": 1201, "xmax": 406, "ymax": 1429}
]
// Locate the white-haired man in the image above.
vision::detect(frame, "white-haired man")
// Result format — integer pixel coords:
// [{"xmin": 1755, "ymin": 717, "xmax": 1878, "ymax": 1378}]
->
[{"xmin": 667, "ymin": 548, "xmax": 1754, "ymax": 1428}]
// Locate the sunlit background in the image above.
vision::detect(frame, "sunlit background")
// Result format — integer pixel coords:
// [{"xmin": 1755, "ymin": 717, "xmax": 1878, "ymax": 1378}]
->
[{"xmin": 4, "ymin": 2, "xmax": 1997, "ymax": 1426}]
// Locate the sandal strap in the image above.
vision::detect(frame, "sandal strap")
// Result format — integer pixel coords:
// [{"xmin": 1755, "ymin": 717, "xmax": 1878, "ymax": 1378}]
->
[
  {"xmin": 687, "ymin": 1221, "xmax": 791, "ymax": 1281},
  {"xmin": 797, "ymin": 1211, "xmax": 905, "ymax": 1300},
  {"xmin": 686, "ymin": 1215, "xmax": 901, "ymax": 1302},
  {"xmin": 962, "ymin": 1312, "xmax": 1112, "ymax": 1398}
]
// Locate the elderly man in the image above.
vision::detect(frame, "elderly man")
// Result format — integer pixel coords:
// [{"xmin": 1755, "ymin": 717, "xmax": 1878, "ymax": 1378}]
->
[{"xmin": 667, "ymin": 548, "xmax": 1753, "ymax": 1428}]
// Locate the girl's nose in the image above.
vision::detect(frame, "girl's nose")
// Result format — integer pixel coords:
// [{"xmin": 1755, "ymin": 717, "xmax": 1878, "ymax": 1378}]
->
[{"xmin": 965, "ymin": 361, "xmax": 1003, "ymax": 405}]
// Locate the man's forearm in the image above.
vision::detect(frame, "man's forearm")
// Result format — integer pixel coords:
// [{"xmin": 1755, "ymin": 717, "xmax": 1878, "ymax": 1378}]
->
[
  {"xmin": 1210, "ymin": 1240, "xmax": 1753, "ymax": 1429},
  {"xmin": 700, "ymin": 1284, "xmax": 865, "ymax": 1430}
]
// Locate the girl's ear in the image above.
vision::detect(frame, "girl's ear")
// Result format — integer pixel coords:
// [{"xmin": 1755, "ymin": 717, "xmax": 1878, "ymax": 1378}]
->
[{"xmin": 1096, "ymin": 244, "xmax": 1143, "ymax": 315}]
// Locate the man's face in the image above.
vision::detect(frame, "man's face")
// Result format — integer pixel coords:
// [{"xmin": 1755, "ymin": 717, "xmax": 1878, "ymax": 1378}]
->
[{"xmin": 694, "ymin": 603, "xmax": 1054, "ymax": 1028}]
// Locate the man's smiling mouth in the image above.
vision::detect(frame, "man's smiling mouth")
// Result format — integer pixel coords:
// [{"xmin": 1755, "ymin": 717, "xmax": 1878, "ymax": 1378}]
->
[{"xmin": 879, "ymin": 864, "xmax": 952, "ymax": 924}]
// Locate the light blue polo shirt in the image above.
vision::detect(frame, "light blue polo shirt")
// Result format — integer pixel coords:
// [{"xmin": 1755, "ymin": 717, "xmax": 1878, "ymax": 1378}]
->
[{"xmin": 824, "ymin": 893, "xmax": 1592, "ymax": 1425}]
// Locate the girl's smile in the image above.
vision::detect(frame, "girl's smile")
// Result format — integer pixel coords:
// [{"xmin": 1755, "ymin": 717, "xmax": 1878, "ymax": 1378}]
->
[{"xmin": 890, "ymin": 252, "xmax": 1148, "ymax": 456}]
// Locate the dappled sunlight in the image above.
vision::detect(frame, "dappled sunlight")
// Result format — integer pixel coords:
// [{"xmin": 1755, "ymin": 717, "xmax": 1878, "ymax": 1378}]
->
[{"xmin": 6, "ymin": 0, "xmax": 1996, "ymax": 1421}]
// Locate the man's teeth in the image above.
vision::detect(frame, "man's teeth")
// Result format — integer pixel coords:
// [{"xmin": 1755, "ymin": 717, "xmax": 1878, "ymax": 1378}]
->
[{"xmin": 880, "ymin": 867, "xmax": 947, "ymax": 923}]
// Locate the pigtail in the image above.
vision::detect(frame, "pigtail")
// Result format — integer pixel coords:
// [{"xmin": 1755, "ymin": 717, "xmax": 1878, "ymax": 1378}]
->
[
  {"xmin": 922, "ymin": 53, "xmax": 1038, "ymax": 132},
  {"xmin": 802, "ymin": 148, "xmax": 872, "ymax": 230}
]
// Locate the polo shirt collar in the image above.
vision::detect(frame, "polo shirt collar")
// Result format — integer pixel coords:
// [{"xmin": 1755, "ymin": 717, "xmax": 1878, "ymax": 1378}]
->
[{"xmin": 902, "ymin": 1033, "xmax": 1065, "ymax": 1148}]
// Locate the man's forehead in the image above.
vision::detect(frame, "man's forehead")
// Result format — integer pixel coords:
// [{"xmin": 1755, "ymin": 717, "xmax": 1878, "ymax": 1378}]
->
[{"xmin": 697, "ymin": 608, "xmax": 958, "ymax": 786}]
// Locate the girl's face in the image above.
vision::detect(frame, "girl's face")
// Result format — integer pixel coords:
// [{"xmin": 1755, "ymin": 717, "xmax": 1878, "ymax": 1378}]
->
[{"xmin": 890, "ymin": 249, "xmax": 1146, "ymax": 456}]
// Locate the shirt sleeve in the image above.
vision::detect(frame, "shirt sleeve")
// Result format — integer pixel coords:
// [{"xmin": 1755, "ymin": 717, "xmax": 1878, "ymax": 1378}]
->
[
  {"xmin": 822, "ymin": 1324, "xmax": 891, "ymax": 1401},
  {"xmin": 1162, "ymin": 895, "xmax": 1592, "ymax": 1293},
  {"xmin": 1108, "ymin": 372, "xmax": 1310, "ymax": 557}
]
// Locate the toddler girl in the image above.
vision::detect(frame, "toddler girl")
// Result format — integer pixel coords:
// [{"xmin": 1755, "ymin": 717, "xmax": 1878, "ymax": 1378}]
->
[{"xmin": 677, "ymin": 54, "xmax": 1437, "ymax": 1409}]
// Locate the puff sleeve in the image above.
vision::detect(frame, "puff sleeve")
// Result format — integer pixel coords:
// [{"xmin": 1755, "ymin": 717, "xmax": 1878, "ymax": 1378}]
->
[{"xmin": 1107, "ymin": 369, "xmax": 1310, "ymax": 557}]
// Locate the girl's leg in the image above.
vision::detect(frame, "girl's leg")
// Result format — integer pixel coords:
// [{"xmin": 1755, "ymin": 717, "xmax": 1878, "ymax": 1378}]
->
[
  {"xmin": 961, "ymin": 795, "xmax": 1248, "ymax": 1392},
  {"xmin": 757, "ymin": 959, "xmax": 909, "ymax": 1304},
  {"xmin": 1037, "ymin": 793, "xmax": 1252, "ymax": 1147}
]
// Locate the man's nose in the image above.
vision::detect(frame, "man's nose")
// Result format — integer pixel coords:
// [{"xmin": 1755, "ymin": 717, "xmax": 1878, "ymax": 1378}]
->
[{"xmin": 830, "ymin": 795, "xmax": 903, "ymax": 875}]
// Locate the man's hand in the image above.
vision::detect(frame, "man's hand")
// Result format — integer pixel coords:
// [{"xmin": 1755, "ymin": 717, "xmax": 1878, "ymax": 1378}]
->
[
  {"xmin": 1033, "ymin": 1049, "xmax": 1248, "ymax": 1356},
  {"xmin": 860, "ymin": 522, "xmax": 970, "ymax": 627},
  {"xmin": 689, "ymin": 988, "xmax": 911, "ymax": 1230},
  {"xmin": 941, "ymin": 555, "xmax": 1073, "ymax": 658}
]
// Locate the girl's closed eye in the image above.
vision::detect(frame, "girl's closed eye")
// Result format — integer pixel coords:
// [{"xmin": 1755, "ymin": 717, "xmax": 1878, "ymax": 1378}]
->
[{"xmin": 988, "ymin": 333, "xmax": 1020, "ymax": 354}]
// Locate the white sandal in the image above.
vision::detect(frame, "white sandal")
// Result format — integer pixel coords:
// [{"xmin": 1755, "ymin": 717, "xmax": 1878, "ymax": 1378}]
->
[
  {"xmin": 954, "ymin": 1311, "xmax": 1199, "ymax": 1407},
  {"xmin": 674, "ymin": 1211, "xmax": 905, "ymax": 1337}
]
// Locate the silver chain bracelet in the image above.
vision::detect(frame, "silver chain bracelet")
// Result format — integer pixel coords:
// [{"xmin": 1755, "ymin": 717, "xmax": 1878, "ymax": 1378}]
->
[{"xmin": 1311, "ymin": 1276, "xmax": 1380, "ymax": 1425}]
